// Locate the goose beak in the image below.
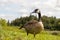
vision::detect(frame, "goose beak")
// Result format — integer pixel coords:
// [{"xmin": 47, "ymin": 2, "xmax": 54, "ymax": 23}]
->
[
  {"xmin": 31, "ymin": 11, "xmax": 35, "ymax": 13},
  {"xmin": 30, "ymin": 11, "xmax": 36, "ymax": 15}
]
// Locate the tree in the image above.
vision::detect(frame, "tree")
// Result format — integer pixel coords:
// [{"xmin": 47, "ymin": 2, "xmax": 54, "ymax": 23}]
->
[
  {"xmin": 7, "ymin": 20, "xmax": 10, "ymax": 26},
  {"xmin": 10, "ymin": 15, "xmax": 60, "ymax": 30},
  {"xmin": 42, "ymin": 16, "xmax": 56, "ymax": 30},
  {"xmin": 11, "ymin": 15, "xmax": 37, "ymax": 26},
  {"xmin": 55, "ymin": 19, "xmax": 60, "ymax": 30},
  {"xmin": 0, "ymin": 18, "xmax": 7, "ymax": 26}
]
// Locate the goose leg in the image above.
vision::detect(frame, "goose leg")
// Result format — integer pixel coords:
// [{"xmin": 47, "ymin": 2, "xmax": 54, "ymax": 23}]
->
[
  {"xmin": 26, "ymin": 32, "xmax": 29, "ymax": 40},
  {"xmin": 34, "ymin": 34, "xmax": 36, "ymax": 40},
  {"xmin": 34, "ymin": 34, "xmax": 35, "ymax": 37},
  {"xmin": 34, "ymin": 32, "xmax": 36, "ymax": 37},
  {"xmin": 27, "ymin": 32, "xmax": 29, "ymax": 36},
  {"xmin": 34, "ymin": 32, "xmax": 36, "ymax": 40}
]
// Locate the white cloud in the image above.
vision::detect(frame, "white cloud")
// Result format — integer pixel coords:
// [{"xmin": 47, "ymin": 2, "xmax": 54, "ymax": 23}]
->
[
  {"xmin": 18, "ymin": 9, "xmax": 29, "ymax": 13},
  {"xmin": 56, "ymin": 0, "xmax": 60, "ymax": 7},
  {"xmin": 0, "ymin": 14, "xmax": 18, "ymax": 22},
  {"xmin": 5, "ymin": 7, "xmax": 11, "ymax": 10},
  {"xmin": 22, "ymin": 14, "xmax": 29, "ymax": 17},
  {"xmin": 0, "ymin": 0, "xmax": 60, "ymax": 21},
  {"xmin": 0, "ymin": 14, "xmax": 5, "ymax": 17}
]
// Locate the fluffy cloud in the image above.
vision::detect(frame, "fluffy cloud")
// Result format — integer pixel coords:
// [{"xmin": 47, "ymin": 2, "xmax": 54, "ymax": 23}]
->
[
  {"xmin": 0, "ymin": 14, "xmax": 20, "ymax": 22},
  {"xmin": 0, "ymin": 0, "xmax": 60, "ymax": 21}
]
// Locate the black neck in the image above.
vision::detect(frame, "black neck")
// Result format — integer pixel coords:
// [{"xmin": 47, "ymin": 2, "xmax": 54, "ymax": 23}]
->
[{"xmin": 38, "ymin": 12, "xmax": 41, "ymax": 21}]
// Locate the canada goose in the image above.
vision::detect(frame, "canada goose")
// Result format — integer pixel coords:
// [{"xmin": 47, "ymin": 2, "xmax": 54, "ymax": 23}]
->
[{"xmin": 20, "ymin": 9, "xmax": 44, "ymax": 37}]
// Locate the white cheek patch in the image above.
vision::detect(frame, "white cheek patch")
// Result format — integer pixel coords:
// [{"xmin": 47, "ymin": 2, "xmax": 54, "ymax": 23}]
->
[{"xmin": 37, "ymin": 10, "xmax": 40, "ymax": 13}]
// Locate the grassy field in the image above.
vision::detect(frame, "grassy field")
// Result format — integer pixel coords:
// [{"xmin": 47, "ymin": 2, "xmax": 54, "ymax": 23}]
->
[{"xmin": 0, "ymin": 26, "xmax": 60, "ymax": 40}]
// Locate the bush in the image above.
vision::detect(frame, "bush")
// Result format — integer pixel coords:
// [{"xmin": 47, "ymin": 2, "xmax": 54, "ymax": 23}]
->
[{"xmin": 0, "ymin": 18, "xmax": 7, "ymax": 26}]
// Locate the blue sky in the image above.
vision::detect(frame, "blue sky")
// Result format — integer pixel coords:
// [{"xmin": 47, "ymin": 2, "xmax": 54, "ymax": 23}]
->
[{"xmin": 0, "ymin": 0, "xmax": 60, "ymax": 22}]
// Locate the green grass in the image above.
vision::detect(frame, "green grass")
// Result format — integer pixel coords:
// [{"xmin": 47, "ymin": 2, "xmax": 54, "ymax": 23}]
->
[{"xmin": 0, "ymin": 26, "xmax": 60, "ymax": 40}]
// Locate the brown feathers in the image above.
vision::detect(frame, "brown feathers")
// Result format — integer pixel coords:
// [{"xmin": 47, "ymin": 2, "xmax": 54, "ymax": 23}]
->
[{"xmin": 20, "ymin": 20, "xmax": 44, "ymax": 37}]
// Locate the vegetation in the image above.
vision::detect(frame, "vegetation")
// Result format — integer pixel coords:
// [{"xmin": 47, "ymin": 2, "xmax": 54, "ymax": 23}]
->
[
  {"xmin": 0, "ymin": 26, "xmax": 60, "ymax": 40},
  {"xmin": 0, "ymin": 15, "xmax": 60, "ymax": 40},
  {"xmin": 11, "ymin": 15, "xmax": 37, "ymax": 26},
  {"xmin": 10, "ymin": 15, "xmax": 60, "ymax": 30},
  {"xmin": 0, "ymin": 18, "xmax": 7, "ymax": 26}
]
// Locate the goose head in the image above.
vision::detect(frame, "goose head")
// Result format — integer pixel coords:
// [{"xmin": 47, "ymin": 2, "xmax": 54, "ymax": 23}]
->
[
  {"xmin": 31, "ymin": 9, "xmax": 41, "ymax": 21},
  {"xmin": 32, "ymin": 9, "xmax": 40, "ymax": 13}
]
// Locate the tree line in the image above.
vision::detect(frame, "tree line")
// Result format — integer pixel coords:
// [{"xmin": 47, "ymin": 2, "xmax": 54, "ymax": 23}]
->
[
  {"xmin": 0, "ymin": 15, "xmax": 60, "ymax": 30},
  {"xmin": 10, "ymin": 15, "xmax": 60, "ymax": 30}
]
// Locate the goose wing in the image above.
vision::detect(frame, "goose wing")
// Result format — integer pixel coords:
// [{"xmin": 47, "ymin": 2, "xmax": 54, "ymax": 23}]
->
[{"xmin": 23, "ymin": 20, "xmax": 43, "ymax": 34}]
